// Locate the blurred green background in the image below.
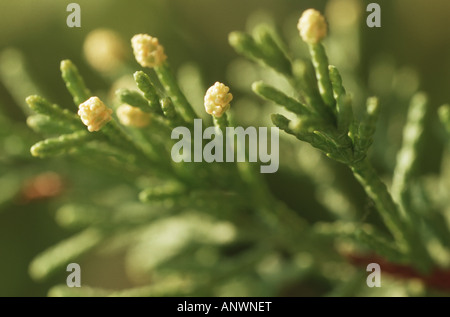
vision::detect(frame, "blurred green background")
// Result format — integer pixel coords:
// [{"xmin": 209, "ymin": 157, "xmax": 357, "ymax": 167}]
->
[{"xmin": 0, "ymin": 0, "xmax": 449, "ymax": 296}]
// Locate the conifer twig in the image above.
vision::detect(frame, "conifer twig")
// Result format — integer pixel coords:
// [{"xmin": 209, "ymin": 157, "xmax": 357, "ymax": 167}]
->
[{"xmin": 61, "ymin": 60, "xmax": 92, "ymax": 106}]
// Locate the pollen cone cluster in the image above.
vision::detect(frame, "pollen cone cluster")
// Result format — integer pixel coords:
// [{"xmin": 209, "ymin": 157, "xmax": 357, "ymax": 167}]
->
[
  {"xmin": 78, "ymin": 97, "xmax": 113, "ymax": 132},
  {"xmin": 204, "ymin": 82, "xmax": 233, "ymax": 118}
]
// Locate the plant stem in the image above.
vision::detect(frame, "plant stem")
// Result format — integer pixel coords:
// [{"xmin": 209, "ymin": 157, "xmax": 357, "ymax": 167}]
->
[
  {"xmin": 102, "ymin": 120, "xmax": 172, "ymax": 175},
  {"xmin": 213, "ymin": 114, "xmax": 229, "ymax": 133},
  {"xmin": 133, "ymin": 71, "xmax": 164, "ymax": 114},
  {"xmin": 155, "ymin": 63, "xmax": 197, "ymax": 123},
  {"xmin": 25, "ymin": 95, "xmax": 84, "ymax": 130},
  {"xmin": 60, "ymin": 60, "xmax": 91, "ymax": 106},
  {"xmin": 30, "ymin": 130, "xmax": 93, "ymax": 157},
  {"xmin": 392, "ymin": 93, "xmax": 427, "ymax": 217},
  {"xmin": 308, "ymin": 43, "xmax": 335, "ymax": 115},
  {"xmin": 349, "ymin": 158, "xmax": 407, "ymax": 248},
  {"xmin": 252, "ymin": 81, "xmax": 313, "ymax": 116}
]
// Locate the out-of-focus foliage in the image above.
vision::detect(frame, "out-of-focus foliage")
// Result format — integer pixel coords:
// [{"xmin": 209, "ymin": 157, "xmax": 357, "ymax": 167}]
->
[{"xmin": 0, "ymin": 0, "xmax": 449, "ymax": 296}]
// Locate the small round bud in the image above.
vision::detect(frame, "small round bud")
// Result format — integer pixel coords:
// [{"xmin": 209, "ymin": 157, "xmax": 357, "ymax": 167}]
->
[
  {"xmin": 297, "ymin": 9, "xmax": 328, "ymax": 44},
  {"xmin": 83, "ymin": 29, "xmax": 128, "ymax": 73},
  {"xmin": 131, "ymin": 34, "xmax": 167, "ymax": 68},
  {"xmin": 116, "ymin": 104, "xmax": 151, "ymax": 128},
  {"xmin": 204, "ymin": 82, "xmax": 233, "ymax": 118},
  {"xmin": 78, "ymin": 97, "xmax": 113, "ymax": 132}
]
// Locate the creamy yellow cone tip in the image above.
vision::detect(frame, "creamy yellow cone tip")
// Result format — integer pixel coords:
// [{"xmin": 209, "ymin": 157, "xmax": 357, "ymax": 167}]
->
[
  {"xmin": 131, "ymin": 34, "xmax": 167, "ymax": 68},
  {"xmin": 297, "ymin": 9, "xmax": 328, "ymax": 44},
  {"xmin": 204, "ymin": 82, "xmax": 233, "ymax": 118},
  {"xmin": 78, "ymin": 97, "xmax": 113, "ymax": 132}
]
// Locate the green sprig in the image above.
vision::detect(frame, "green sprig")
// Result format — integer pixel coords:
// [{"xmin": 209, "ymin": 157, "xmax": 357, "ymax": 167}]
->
[
  {"xmin": 101, "ymin": 119, "xmax": 153, "ymax": 162},
  {"xmin": 350, "ymin": 159, "xmax": 406, "ymax": 247},
  {"xmin": 30, "ymin": 130, "xmax": 93, "ymax": 157},
  {"xmin": 229, "ymin": 32, "xmax": 266, "ymax": 65},
  {"xmin": 354, "ymin": 97, "xmax": 379, "ymax": 160},
  {"xmin": 271, "ymin": 113, "xmax": 329, "ymax": 153},
  {"xmin": 329, "ymin": 65, "xmax": 353, "ymax": 133},
  {"xmin": 29, "ymin": 228, "xmax": 106, "ymax": 281},
  {"xmin": 229, "ymin": 30, "xmax": 292, "ymax": 77},
  {"xmin": 252, "ymin": 25, "xmax": 292, "ymax": 76},
  {"xmin": 25, "ymin": 95, "xmax": 84, "ymax": 130},
  {"xmin": 60, "ymin": 60, "xmax": 91, "ymax": 106},
  {"xmin": 116, "ymin": 89, "xmax": 152, "ymax": 113},
  {"xmin": 308, "ymin": 43, "xmax": 335, "ymax": 113},
  {"xmin": 392, "ymin": 93, "xmax": 428, "ymax": 212},
  {"xmin": 27, "ymin": 114, "xmax": 75, "ymax": 134},
  {"xmin": 133, "ymin": 71, "xmax": 163, "ymax": 114},
  {"xmin": 160, "ymin": 97, "xmax": 185, "ymax": 126},
  {"xmin": 292, "ymin": 59, "xmax": 324, "ymax": 109},
  {"xmin": 154, "ymin": 63, "xmax": 197, "ymax": 122},
  {"xmin": 252, "ymin": 81, "xmax": 313, "ymax": 116}
]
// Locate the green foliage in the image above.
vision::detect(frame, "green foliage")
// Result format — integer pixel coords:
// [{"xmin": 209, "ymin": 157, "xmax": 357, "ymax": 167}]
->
[
  {"xmin": 1, "ymin": 5, "xmax": 449, "ymax": 297},
  {"xmin": 230, "ymin": 9, "xmax": 449, "ymax": 274},
  {"xmin": 60, "ymin": 60, "xmax": 92, "ymax": 106}
]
